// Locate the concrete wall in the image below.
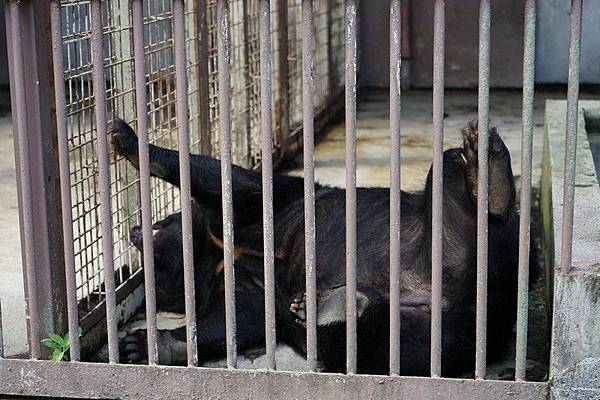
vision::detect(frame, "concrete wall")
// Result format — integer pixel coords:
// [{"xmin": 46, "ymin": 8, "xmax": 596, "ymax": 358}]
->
[
  {"xmin": 358, "ymin": 1, "xmax": 390, "ymax": 88},
  {"xmin": 541, "ymin": 101, "xmax": 600, "ymax": 397},
  {"xmin": 0, "ymin": 2, "xmax": 9, "ymax": 87},
  {"xmin": 536, "ymin": 0, "xmax": 600, "ymax": 84},
  {"xmin": 411, "ymin": 0, "xmax": 525, "ymax": 88},
  {"xmin": 357, "ymin": 1, "xmax": 600, "ymax": 88}
]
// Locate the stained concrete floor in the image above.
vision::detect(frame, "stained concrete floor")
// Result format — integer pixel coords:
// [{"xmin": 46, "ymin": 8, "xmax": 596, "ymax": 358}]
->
[
  {"xmin": 0, "ymin": 88, "xmax": 597, "ymax": 375},
  {"xmin": 286, "ymin": 88, "xmax": 585, "ymax": 188}
]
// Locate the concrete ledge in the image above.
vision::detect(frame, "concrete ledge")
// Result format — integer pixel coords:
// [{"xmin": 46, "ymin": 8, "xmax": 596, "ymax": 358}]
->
[
  {"xmin": 541, "ymin": 100, "xmax": 600, "ymax": 380},
  {"xmin": 0, "ymin": 359, "xmax": 549, "ymax": 400},
  {"xmin": 552, "ymin": 358, "xmax": 600, "ymax": 400}
]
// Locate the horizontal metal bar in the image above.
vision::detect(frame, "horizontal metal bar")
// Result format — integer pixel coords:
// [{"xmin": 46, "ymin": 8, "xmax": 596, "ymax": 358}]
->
[
  {"xmin": 515, "ymin": 0, "xmax": 536, "ymax": 382},
  {"xmin": 430, "ymin": 0, "xmax": 445, "ymax": 378},
  {"xmin": 559, "ymin": 0, "xmax": 583, "ymax": 274},
  {"xmin": 217, "ymin": 0, "xmax": 237, "ymax": 368},
  {"xmin": 475, "ymin": 0, "xmax": 491, "ymax": 380},
  {"xmin": 49, "ymin": 0, "xmax": 81, "ymax": 362},
  {"xmin": 0, "ymin": 359, "xmax": 550, "ymax": 400}
]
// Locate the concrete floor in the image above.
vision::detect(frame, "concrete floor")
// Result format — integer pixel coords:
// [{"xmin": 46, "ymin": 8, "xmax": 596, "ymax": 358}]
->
[
  {"xmin": 0, "ymin": 88, "xmax": 596, "ymax": 366},
  {"xmin": 287, "ymin": 88, "xmax": 589, "ymax": 188},
  {"xmin": 0, "ymin": 113, "xmax": 25, "ymax": 357}
]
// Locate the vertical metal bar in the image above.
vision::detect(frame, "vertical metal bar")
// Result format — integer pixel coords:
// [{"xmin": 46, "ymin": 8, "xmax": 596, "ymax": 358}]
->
[
  {"xmin": 559, "ymin": 0, "xmax": 583, "ymax": 275},
  {"xmin": 302, "ymin": 0, "xmax": 318, "ymax": 372},
  {"xmin": 217, "ymin": 0, "xmax": 237, "ymax": 368},
  {"xmin": 90, "ymin": 0, "xmax": 119, "ymax": 364},
  {"xmin": 195, "ymin": 0, "xmax": 211, "ymax": 156},
  {"xmin": 345, "ymin": 0, "xmax": 358, "ymax": 375},
  {"xmin": 8, "ymin": 0, "xmax": 41, "ymax": 360},
  {"xmin": 4, "ymin": 0, "xmax": 28, "ymax": 352},
  {"xmin": 50, "ymin": 0, "xmax": 80, "ymax": 362},
  {"xmin": 515, "ymin": 0, "xmax": 536, "ymax": 382},
  {"xmin": 475, "ymin": 0, "xmax": 491, "ymax": 380},
  {"xmin": 173, "ymin": 0, "xmax": 199, "ymax": 367},
  {"xmin": 260, "ymin": 0, "xmax": 277, "ymax": 370},
  {"xmin": 430, "ymin": 0, "xmax": 445, "ymax": 378},
  {"xmin": 132, "ymin": 0, "xmax": 159, "ymax": 366},
  {"xmin": 389, "ymin": 0, "xmax": 402, "ymax": 377},
  {"xmin": 277, "ymin": 0, "xmax": 290, "ymax": 156}
]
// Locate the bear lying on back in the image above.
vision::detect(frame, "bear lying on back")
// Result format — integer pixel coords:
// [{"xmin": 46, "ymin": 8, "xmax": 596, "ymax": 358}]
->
[{"xmin": 112, "ymin": 119, "xmax": 519, "ymax": 376}]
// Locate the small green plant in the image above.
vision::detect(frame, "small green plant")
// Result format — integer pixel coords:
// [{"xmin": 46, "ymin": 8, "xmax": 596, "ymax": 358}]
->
[{"xmin": 41, "ymin": 327, "xmax": 83, "ymax": 363}]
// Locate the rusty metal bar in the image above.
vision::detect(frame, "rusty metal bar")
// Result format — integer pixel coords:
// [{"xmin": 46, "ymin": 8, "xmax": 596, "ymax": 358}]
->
[
  {"xmin": 8, "ymin": 0, "xmax": 41, "ymax": 360},
  {"xmin": 559, "ymin": 0, "xmax": 583, "ymax": 275},
  {"xmin": 515, "ymin": 0, "xmax": 536, "ymax": 382},
  {"xmin": 389, "ymin": 0, "xmax": 402, "ymax": 377},
  {"xmin": 345, "ymin": 0, "xmax": 358, "ymax": 375},
  {"xmin": 430, "ymin": 0, "xmax": 445, "ymax": 378},
  {"xmin": 260, "ymin": 0, "xmax": 277, "ymax": 370},
  {"xmin": 50, "ymin": 0, "xmax": 80, "ymax": 362},
  {"xmin": 24, "ymin": 1, "xmax": 69, "ymax": 356},
  {"xmin": 173, "ymin": 0, "xmax": 199, "ymax": 367},
  {"xmin": 3, "ymin": 0, "xmax": 28, "ymax": 353},
  {"xmin": 302, "ymin": 0, "xmax": 318, "ymax": 372},
  {"xmin": 475, "ymin": 0, "xmax": 491, "ymax": 380},
  {"xmin": 217, "ymin": 0, "xmax": 237, "ymax": 368},
  {"xmin": 90, "ymin": 0, "xmax": 119, "ymax": 363},
  {"xmin": 132, "ymin": 0, "xmax": 159, "ymax": 365}
]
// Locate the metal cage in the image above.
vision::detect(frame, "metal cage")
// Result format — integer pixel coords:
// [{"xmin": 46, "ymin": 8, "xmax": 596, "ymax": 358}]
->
[{"xmin": 0, "ymin": 0, "xmax": 588, "ymax": 398}]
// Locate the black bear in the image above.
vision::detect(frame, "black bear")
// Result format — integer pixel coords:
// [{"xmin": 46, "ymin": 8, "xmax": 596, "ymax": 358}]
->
[
  {"xmin": 120, "ymin": 202, "xmax": 307, "ymax": 365},
  {"xmin": 112, "ymin": 118, "xmax": 519, "ymax": 376}
]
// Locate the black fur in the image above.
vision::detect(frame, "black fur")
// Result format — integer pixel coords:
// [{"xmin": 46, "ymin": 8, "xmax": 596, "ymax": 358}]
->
[{"xmin": 112, "ymin": 118, "xmax": 520, "ymax": 376}]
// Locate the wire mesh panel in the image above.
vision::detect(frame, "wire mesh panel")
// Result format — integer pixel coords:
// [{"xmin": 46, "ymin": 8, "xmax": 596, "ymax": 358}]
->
[
  {"xmin": 287, "ymin": 0, "xmax": 344, "ymax": 137},
  {"xmin": 0, "ymin": 0, "xmax": 568, "ymax": 396},
  {"xmin": 56, "ymin": 0, "xmax": 346, "ymax": 323},
  {"xmin": 60, "ymin": 0, "xmax": 203, "ymax": 316}
]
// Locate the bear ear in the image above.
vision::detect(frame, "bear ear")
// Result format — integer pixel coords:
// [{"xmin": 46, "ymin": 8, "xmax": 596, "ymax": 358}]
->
[{"xmin": 468, "ymin": 118, "xmax": 479, "ymax": 135}]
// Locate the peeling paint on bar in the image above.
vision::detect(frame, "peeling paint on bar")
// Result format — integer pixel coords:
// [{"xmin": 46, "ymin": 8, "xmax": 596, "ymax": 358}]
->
[
  {"xmin": 302, "ymin": 0, "xmax": 318, "ymax": 372},
  {"xmin": 172, "ymin": 0, "xmax": 199, "ymax": 367},
  {"xmin": 217, "ymin": 0, "xmax": 237, "ymax": 369},
  {"xmin": 132, "ymin": 0, "xmax": 159, "ymax": 366},
  {"xmin": 260, "ymin": 0, "xmax": 277, "ymax": 371},
  {"xmin": 90, "ymin": 0, "xmax": 120, "ymax": 364}
]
